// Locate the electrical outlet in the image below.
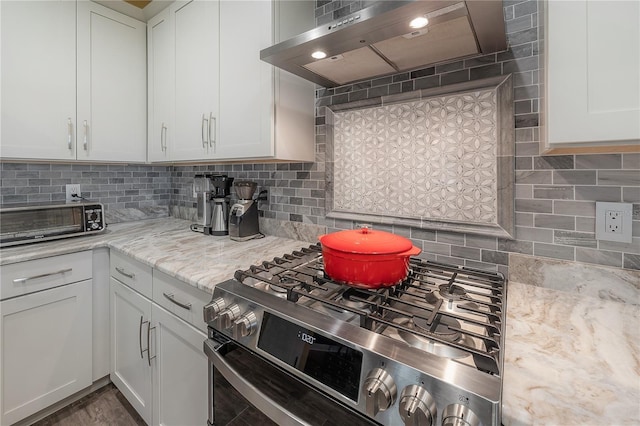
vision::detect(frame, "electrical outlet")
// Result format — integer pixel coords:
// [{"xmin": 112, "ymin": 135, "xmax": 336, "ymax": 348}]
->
[
  {"xmin": 66, "ymin": 184, "xmax": 81, "ymax": 202},
  {"xmin": 595, "ymin": 202, "xmax": 632, "ymax": 243}
]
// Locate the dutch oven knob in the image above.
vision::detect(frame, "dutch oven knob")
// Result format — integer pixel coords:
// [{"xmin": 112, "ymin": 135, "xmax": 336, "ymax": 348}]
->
[{"xmin": 359, "ymin": 223, "xmax": 372, "ymax": 234}]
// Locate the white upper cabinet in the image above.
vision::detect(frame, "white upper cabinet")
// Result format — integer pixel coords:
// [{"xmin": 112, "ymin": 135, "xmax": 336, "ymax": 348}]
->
[
  {"xmin": 1, "ymin": 0, "xmax": 147, "ymax": 162},
  {"xmin": 217, "ymin": 0, "xmax": 315, "ymax": 162},
  {"xmin": 544, "ymin": 0, "xmax": 640, "ymax": 149},
  {"xmin": 147, "ymin": 8, "xmax": 174, "ymax": 162},
  {"xmin": 147, "ymin": 0, "xmax": 315, "ymax": 163},
  {"xmin": 171, "ymin": 0, "xmax": 220, "ymax": 161},
  {"xmin": 1, "ymin": 1, "xmax": 77, "ymax": 160},
  {"xmin": 217, "ymin": 0, "xmax": 273, "ymax": 159},
  {"xmin": 77, "ymin": 1, "xmax": 147, "ymax": 162}
]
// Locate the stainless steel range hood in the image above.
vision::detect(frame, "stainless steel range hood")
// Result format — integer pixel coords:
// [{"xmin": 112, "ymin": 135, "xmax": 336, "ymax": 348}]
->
[{"xmin": 260, "ymin": 0, "xmax": 507, "ymax": 88}]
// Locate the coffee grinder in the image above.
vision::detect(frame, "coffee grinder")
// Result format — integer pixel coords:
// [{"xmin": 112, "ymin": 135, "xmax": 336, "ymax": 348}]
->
[
  {"xmin": 209, "ymin": 175, "xmax": 234, "ymax": 236},
  {"xmin": 229, "ymin": 181, "xmax": 262, "ymax": 241}
]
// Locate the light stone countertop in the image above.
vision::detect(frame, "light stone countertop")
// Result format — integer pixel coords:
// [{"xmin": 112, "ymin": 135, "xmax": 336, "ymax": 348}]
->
[
  {"xmin": 1, "ymin": 217, "xmax": 638, "ymax": 425},
  {"xmin": 0, "ymin": 217, "xmax": 317, "ymax": 294}
]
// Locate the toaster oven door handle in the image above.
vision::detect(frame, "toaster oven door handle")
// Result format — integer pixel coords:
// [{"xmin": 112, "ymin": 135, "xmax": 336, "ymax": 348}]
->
[
  {"xmin": 203, "ymin": 339, "xmax": 309, "ymax": 426},
  {"xmin": 13, "ymin": 268, "xmax": 73, "ymax": 284}
]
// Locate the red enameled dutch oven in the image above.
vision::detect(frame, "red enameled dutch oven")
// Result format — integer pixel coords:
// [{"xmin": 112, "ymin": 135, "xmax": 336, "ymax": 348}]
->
[{"xmin": 318, "ymin": 227, "xmax": 422, "ymax": 289}]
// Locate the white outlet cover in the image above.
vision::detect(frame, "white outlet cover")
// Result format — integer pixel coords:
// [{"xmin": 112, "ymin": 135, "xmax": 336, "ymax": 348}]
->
[
  {"xmin": 65, "ymin": 184, "xmax": 81, "ymax": 202},
  {"xmin": 595, "ymin": 201, "xmax": 633, "ymax": 243}
]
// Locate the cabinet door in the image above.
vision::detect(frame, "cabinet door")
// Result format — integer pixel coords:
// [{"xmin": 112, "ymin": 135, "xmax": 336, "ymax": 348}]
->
[
  {"xmin": 110, "ymin": 278, "xmax": 153, "ymax": 424},
  {"xmin": 148, "ymin": 8, "xmax": 174, "ymax": 163},
  {"xmin": 171, "ymin": 0, "xmax": 219, "ymax": 161},
  {"xmin": 218, "ymin": 0, "xmax": 274, "ymax": 160},
  {"xmin": 0, "ymin": 0, "xmax": 76, "ymax": 160},
  {"xmin": 546, "ymin": 0, "xmax": 640, "ymax": 145},
  {"xmin": 0, "ymin": 280, "xmax": 92, "ymax": 425},
  {"xmin": 152, "ymin": 303, "xmax": 208, "ymax": 426},
  {"xmin": 77, "ymin": 1, "xmax": 147, "ymax": 162}
]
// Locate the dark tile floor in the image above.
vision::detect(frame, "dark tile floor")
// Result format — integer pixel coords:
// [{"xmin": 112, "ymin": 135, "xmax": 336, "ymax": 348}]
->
[{"xmin": 32, "ymin": 383, "xmax": 146, "ymax": 426}]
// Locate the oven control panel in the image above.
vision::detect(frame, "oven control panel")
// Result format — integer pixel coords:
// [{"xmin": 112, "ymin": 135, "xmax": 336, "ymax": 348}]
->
[{"xmin": 205, "ymin": 280, "xmax": 500, "ymax": 426}]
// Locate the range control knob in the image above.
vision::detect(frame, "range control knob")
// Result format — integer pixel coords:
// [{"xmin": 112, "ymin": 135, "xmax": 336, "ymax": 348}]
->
[
  {"xmin": 233, "ymin": 311, "xmax": 258, "ymax": 338},
  {"xmin": 203, "ymin": 297, "xmax": 226, "ymax": 323},
  {"xmin": 398, "ymin": 385, "xmax": 437, "ymax": 426},
  {"xmin": 441, "ymin": 404, "xmax": 480, "ymax": 426},
  {"xmin": 363, "ymin": 368, "xmax": 397, "ymax": 417},
  {"xmin": 216, "ymin": 304, "xmax": 241, "ymax": 330}
]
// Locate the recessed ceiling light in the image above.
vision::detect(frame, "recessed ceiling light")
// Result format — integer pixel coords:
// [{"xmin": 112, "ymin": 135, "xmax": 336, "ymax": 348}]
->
[
  {"xmin": 409, "ymin": 16, "xmax": 429, "ymax": 29},
  {"xmin": 311, "ymin": 51, "xmax": 327, "ymax": 59}
]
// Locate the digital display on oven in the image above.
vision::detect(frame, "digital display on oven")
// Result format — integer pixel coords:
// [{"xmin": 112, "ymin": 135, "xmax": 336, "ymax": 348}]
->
[{"xmin": 257, "ymin": 312, "xmax": 363, "ymax": 402}]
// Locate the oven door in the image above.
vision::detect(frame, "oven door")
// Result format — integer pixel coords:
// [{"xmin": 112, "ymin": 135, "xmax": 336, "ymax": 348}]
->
[{"xmin": 203, "ymin": 335, "xmax": 376, "ymax": 426}]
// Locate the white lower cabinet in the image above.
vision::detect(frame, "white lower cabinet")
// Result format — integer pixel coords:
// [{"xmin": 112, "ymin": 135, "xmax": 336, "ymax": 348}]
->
[
  {"xmin": 110, "ymin": 278, "xmax": 154, "ymax": 424},
  {"xmin": 152, "ymin": 303, "xmax": 208, "ymax": 426},
  {"xmin": 0, "ymin": 281, "xmax": 93, "ymax": 425},
  {"xmin": 110, "ymin": 252, "xmax": 209, "ymax": 426}
]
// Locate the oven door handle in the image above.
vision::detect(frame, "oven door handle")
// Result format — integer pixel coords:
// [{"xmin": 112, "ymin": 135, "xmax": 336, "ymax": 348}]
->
[{"xmin": 203, "ymin": 339, "xmax": 310, "ymax": 426}]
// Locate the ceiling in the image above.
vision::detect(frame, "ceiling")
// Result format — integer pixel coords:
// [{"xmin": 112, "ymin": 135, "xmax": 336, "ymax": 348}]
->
[{"xmin": 93, "ymin": 0, "xmax": 172, "ymax": 22}]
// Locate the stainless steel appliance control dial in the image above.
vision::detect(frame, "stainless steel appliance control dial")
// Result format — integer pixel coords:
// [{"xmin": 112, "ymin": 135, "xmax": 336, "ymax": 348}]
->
[
  {"xmin": 441, "ymin": 404, "xmax": 480, "ymax": 426},
  {"xmin": 398, "ymin": 385, "xmax": 437, "ymax": 426},
  {"xmin": 203, "ymin": 297, "xmax": 226, "ymax": 323},
  {"xmin": 216, "ymin": 304, "xmax": 241, "ymax": 330},
  {"xmin": 233, "ymin": 311, "xmax": 258, "ymax": 338},
  {"xmin": 363, "ymin": 368, "xmax": 397, "ymax": 417}
]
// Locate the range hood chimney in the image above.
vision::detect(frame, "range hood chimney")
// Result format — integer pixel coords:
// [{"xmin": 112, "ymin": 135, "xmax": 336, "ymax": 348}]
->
[{"xmin": 260, "ymin": 0, "xmax": 507, "ymax": 88}]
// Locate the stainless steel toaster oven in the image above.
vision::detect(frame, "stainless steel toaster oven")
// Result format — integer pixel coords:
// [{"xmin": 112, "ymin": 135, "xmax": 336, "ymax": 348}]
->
[{"xmin": 0, "ymin": 202, "xmax": 105, "ymax": 248}]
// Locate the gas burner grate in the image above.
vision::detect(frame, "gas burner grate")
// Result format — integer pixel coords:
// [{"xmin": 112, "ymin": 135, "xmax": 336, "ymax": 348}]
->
[{"xmin": 232, "ymin": 243, "xmax": 506, "ymax": 375}]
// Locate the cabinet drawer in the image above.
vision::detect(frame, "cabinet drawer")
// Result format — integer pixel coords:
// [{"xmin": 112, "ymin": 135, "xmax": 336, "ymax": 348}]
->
[
  {"xmin": 0, "ymin": 251, "xmax": 92, "ymax": 301},
  {"xmin": 110, "ymin": 250, "xmax": 152, "ymax": 299},
  {"xmin": 152, "ymin": 270, "xmax": 211, "ymax": 333}
]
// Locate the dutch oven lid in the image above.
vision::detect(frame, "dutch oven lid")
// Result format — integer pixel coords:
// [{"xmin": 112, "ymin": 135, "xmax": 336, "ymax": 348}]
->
[{"xmin": 319, "ymin": 226, "xmax": 413, "ymax": 255}]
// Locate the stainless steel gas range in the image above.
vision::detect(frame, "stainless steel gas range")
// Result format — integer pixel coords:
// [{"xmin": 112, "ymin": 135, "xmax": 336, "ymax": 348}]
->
[{"xmin": 203, "ymin": 244, "xmax": 506, "ymax": 426}]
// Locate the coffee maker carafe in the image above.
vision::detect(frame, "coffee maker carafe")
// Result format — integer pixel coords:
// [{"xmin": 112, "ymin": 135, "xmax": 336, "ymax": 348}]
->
[
  {"xmin": 209, "ymin": 175, "xmax": 234, "ymax": 236},
  {"xmin": 229, "ymin": 181, "xmax": 262, "ymax": 241}
]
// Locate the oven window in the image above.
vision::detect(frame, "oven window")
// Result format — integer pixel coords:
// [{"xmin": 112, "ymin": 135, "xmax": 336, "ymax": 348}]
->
[
  {"xmin": 257, "ymin": 312, "xmax": 363, "ymax": 402},
  {"xmin": 213, "ymin": 343, "xmax": 373, "ymax": 426}
]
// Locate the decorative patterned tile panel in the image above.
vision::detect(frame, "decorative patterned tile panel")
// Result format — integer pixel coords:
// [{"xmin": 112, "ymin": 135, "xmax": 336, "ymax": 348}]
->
[{"xmin": 332, "ymin": 89, "xmax": 499, "ymax": 225}]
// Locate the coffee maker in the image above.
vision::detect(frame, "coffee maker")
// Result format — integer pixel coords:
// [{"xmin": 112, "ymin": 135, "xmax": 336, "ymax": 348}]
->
[
  {"xmin": 209, "ymin": 175, "xmax": 234, "ymax": 236},
  {"xmin": 229, "ymin": 181, "xmax": 262, "ymax": 241},
  {"xmin": 191, "ymin": 174, "xmax": 213, "ymax": 234}
]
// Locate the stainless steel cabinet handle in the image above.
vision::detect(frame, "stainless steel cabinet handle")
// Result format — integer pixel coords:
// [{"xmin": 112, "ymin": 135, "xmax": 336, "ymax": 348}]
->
[
  {"xmin": 146, "ymin": 322, "xmax": 156, "ymax": 366},
  {"xmin": 83, "ymin": 120, "xmax": 88, "ymax": 151},
  {"xmin": 13, "ymin": 268, "xmax": 73, "ymax": 284},
  {"xmin": 67, "ymin": 118, "xmax": 73, "ymax": 150},
  {"xmin": 201, "ymin": 114, "xmax": 209, "ymax": 147},
  {"xmin": 139, "ymin": 316, "xmax": 145, "ymax": 359},
  {"xmin": 209, "ymin": 113, "xmax": 216, "ymax": 148},
  {"xmin": 163, "ymin": 292, "xmax": 192, "ymax": 310},
  {"xmin": 140, "ymin": 317, "xmax": 155, "ymax": 366},
  {"xmin": 161, "ymin": 122, "xmax": 167, "ymax": 152},
  {"xmin": 203, "ymin": 339, "xmax": 307, "ymax": 426},
  {"xmin": 115, "ymin": 267, "xmax": 135, "ymax": 279}
]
